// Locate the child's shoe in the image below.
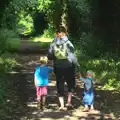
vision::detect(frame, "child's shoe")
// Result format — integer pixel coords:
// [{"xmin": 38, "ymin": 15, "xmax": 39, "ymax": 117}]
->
[
  {"xmin": 37, "ymin": 101, "xmax": 43, "ymax": 111},
  {"xmin": 42, "ymin": 104, "xmax": 48, "ymax": 111}
]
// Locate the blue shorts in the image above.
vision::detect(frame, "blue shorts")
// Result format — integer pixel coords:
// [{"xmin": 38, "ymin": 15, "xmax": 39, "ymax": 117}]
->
[{"xmin": 82, "ymin": 90, "xmax": 94, "ymax": 105}]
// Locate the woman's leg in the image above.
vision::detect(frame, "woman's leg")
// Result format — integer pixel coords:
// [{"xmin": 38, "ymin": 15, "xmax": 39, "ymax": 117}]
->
[
  {"xmin": 65, "ymin": 67, "xmax": 75, "ymax": 106},
  {"xmin": 54, "ymin": 67, "xmax": 65, "ymax": 108},
  {"xmin": 67, "ymin": 92, "xmax": 72, "ymax": 105}
]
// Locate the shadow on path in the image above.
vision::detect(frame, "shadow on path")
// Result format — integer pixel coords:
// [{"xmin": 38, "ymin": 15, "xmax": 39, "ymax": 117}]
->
[{"xmin": 3, "ymin": 54, "xmax": 120, "ymax": 120}]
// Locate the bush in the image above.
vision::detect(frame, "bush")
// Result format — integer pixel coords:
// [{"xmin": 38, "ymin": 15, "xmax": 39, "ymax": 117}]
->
[
  {"xmin": 0, "ymin": 52, "xmax": 17, "ymax": 73},
  {"xmin": 0, "ymin": 29, "xmax": 20, "ymax": 54},
  {"xmin": 42, "ymin": 24, "xmax": 55, "ymax": 38},
  {"xmin": 77, "ymin": 55, "xmax": 120, "ymax": 90},
  {"xmin": 74, "ymin": 32, "xmax": 104, "ymax": 57},
  {"xmin": 16, "ymin": 12, "xmax": 34, "ymax": 34}
]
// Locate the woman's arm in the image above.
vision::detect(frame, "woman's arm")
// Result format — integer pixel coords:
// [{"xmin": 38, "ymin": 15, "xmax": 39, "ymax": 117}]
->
[{"xmin": 67, "ymin": 41, "xmax": 80, "ymax": 68}]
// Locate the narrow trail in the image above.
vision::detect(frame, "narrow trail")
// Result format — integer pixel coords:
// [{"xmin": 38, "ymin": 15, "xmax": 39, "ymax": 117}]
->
[{"xmin": 9, "ymin": 40, "xmax": 116, "ymax": 120}]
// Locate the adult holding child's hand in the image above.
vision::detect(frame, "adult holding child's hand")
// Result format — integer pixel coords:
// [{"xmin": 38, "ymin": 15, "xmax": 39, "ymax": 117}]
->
[{"xmin": 48, "ymin": 26, "xmax": 80, "ymax": 110}]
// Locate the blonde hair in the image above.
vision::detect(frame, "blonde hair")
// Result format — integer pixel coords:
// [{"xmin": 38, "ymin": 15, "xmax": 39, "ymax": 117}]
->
[
  {"xmin": 87, "ymin": 70, "xmax": 95, "ymax": 78},
  {"xmin": 40, "ymin": 56, "xmax": 48, "ymax": 64}
]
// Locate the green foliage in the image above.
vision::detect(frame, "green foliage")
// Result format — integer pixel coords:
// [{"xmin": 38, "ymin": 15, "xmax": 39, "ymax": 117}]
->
[
  {"xmin": 74, "ymin": 32, "xmax": 104, "ymax": 57},
  {"xmin": 0, "ymin": 52, "xmax": 17, "ymax": 73},
  {"xmin": 17, "ymin": 11, "xmax": 34, "ymax": 34},
  {"xmin": 77, "ymin": 55, "xmax": 120, "ymax": 90},
  {"xmin": 1, "ymin": 0, "xmax": 53, "ymax": 34},
  {"xmin": 42, "ymin": 24, "xmax": 55, "ymax": 38},
  {"xmin": 0, "ymin": 29, "xmax": 20, "ymax": 54},
  {"xmin": 68, "ymin": 0, "xmax": 92, "ymax": 37}
]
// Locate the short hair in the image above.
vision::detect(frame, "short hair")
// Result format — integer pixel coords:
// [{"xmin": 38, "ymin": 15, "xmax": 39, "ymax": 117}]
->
[
  {"xmin": 40, "ymin": 56, "xmax": 48, "ymax": 64},
  {"xmin": 87, "ymin": 70, "xmax": 95, "ymax": 78}
]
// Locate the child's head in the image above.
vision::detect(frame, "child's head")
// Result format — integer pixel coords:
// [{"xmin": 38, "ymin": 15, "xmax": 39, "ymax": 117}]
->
[
  {"xmin": 86, "ymin": 70, "xmax": 94, "ymax": 78},
  {"xmin": 40, "ymin": 56, "xmax": 48, "ymax": 65}
]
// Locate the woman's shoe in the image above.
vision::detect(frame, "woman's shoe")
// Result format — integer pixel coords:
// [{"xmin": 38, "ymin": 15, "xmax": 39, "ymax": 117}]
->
[{"xmin": 66, "ymin": 103, "xmax": 73, "ymax": 110}]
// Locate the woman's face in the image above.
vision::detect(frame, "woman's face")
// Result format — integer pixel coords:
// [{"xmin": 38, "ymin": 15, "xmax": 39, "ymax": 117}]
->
[{"xmin": 58, "ymin": 32, "xmax": 65, "ymax": 38}]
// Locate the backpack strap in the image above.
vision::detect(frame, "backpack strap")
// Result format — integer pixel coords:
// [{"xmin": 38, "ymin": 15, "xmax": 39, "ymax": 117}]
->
[{"xmin": 54, "ymin": 41, "xmax": 68, "ymax": 59}]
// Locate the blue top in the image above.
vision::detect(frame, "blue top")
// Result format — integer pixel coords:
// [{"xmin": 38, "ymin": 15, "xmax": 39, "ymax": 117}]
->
[
  {"xmin": 80, "ymin": 77, "xmax": 94, "ymax": 91},
  {"xmin": 34, "ymin": 65, "xmax": 53, "ymax": 86}
]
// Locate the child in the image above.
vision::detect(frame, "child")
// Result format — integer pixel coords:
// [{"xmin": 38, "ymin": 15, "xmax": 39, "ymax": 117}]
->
[
  {"xmin": 34, "ymin": 56, "xmax": 53, "ymax": 110},
  {"xmin": 78, "ymin": 70, "xmax": 95, "ymax": 112}
]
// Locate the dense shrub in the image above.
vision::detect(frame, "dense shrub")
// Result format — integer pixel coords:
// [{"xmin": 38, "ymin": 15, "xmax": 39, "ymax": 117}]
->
[
  {"xmin": 0, "ymin": 29, "xmax": 20, "ymax": 54},
  {"xmin": 0, "ymin": 52, "xmax": 18, "ymax": 73},
  {"xmin": 77, "ymin": 54, "xmax": 120, "ymax": 90}
]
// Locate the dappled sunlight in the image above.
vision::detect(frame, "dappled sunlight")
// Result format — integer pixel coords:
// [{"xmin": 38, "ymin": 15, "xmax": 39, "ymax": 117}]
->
[
  {"xmin": 79, "ymin": 57, "xmax": 120, "ymax": 90},
  {"xmin": 33, "ymin": 37, "xmax": 53, "ymax": 43},
  {"xmin": 27, "ymin": 102, "xmax": 37, "ymax": 108},
  {"xmin": 49, "ymin": 81, "xmax": 56, "ymax": 87},
  {"xmin": 1, "ymin": 53, "xmax": 119, "ymax": 119}
]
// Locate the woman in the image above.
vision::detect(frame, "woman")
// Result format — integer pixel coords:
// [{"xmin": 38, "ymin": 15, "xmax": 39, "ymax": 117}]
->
[{"xmin": 48, "ymin": 26, "xmax": 79, "ymax": 110}]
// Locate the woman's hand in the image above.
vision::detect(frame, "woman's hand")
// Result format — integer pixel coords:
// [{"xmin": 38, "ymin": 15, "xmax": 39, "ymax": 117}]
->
[{"xmin": 76, "ymin": 72, "xmax": 81, "ymax": 78}]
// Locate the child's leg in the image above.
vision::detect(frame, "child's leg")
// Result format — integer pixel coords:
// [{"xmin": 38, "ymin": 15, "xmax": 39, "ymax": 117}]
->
[
  {"xmin": 42, "ymin": 95, "xmax": 46, "ymax": 106},
  {"xmin": 90, "ymin": 104, "xmax": 94, "ymax": 110},
  {"xmin": 36, "ymin": 86, "xmax": 41, "ymax": 101},
  {"xmin": 84, "ymin": 104, "xmax": 89, "ymax": 109},
  {"xmin": 41, "ymin": 86, "xmax": 48, "ymax": 106},
  {"xmin": 36, "ymin": 86, "xmax": 42, "ymax": 109},
  {"xmin": 82, "ymin": 104, "xmax": 89, "ymax": 112}
]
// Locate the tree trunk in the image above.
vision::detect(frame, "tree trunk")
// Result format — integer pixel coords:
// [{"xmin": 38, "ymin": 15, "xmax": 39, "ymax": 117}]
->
[
  {"xmin": 52, "ymin": 0, "xmax": 68, "ymax": 31},
  {"xmin": 60, "ymin": 0, "xmax": 68, "ymax": 31}
]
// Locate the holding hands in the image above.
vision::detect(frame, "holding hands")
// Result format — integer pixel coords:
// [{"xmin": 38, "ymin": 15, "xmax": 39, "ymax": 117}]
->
[{"xmin": 76, "ymin": 72, "xmax": 81, "ymax": 78}]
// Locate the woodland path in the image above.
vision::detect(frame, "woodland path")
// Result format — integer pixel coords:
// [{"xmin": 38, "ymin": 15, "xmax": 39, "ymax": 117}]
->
[{"xmin": 9, "ymin": 40, "xmax": 117, "ymax": 120}]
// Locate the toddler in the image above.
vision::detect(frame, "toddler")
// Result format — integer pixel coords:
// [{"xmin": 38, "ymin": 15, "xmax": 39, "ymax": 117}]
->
[{"xmin": 78, "ymin": 70, "xmax": 95, "ymax": 112}]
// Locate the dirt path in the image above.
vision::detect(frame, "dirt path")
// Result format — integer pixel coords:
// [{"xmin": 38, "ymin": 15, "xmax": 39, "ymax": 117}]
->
[
  {"xmin": 10, "ymin": 53, "xmax": 115, "ymax": 120},
  {"xmin": 7, "ymin": 40, "xmax": 118, "ymax": 120}
]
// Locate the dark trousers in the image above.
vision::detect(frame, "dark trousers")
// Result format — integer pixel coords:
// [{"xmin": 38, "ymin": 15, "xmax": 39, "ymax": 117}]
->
[{"xmin": 54, "ymin": 66, "xmax": 75, "ymax": 97}]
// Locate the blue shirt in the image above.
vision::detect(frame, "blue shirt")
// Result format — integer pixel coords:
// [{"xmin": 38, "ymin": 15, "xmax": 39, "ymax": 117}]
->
[
  {"xmin": 80, "ymin": 77, "xmax": 94, "ymax": 91},
  {"xmin": 34, "ymin": 65, "xmax": 53, "ymax": 86}
]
